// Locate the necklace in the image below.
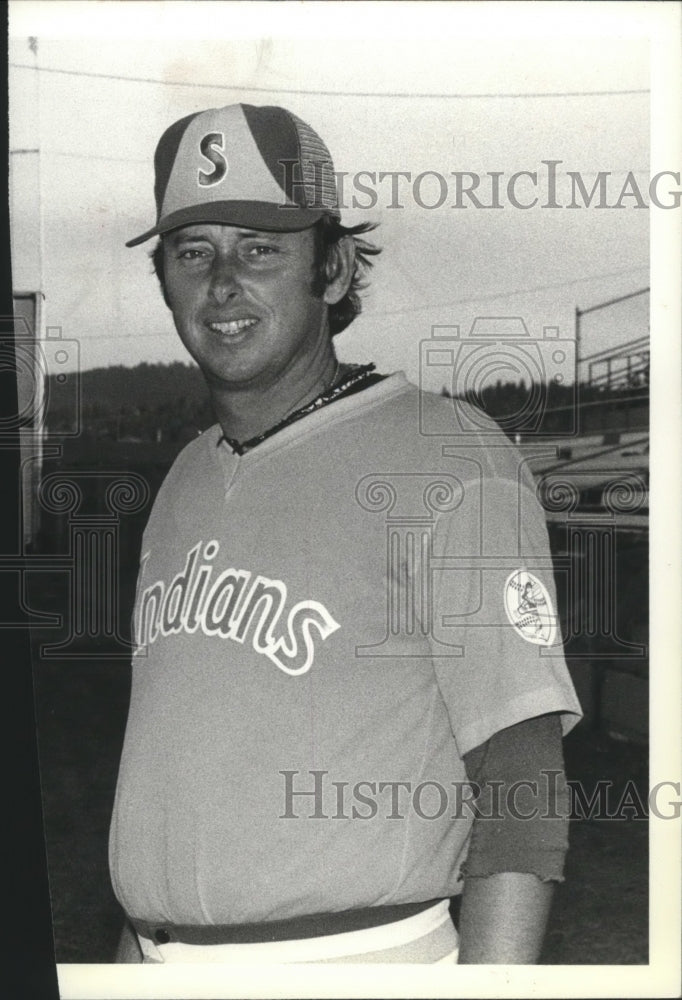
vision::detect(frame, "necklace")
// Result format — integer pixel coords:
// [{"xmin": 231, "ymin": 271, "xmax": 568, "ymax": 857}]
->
[
  {"xmin": 219, "ymin": 362, "xmax": 379, "ymax": 456},
  {"xmin": 280, "ymin": 358, "xmax": 340, "ymax": 423}
]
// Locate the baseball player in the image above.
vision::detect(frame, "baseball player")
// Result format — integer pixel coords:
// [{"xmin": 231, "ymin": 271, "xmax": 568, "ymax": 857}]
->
[{"xmin": 110, "ymin": 103, "xmax": 582, "ymax": 964}]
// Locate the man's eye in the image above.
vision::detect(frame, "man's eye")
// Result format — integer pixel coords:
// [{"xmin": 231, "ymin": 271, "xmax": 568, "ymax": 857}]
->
[
  {"xmin": 178, "ymin": 248, "xmax": 209, "ymax": 260},
  {"xmin": 247, "ymin": 245, "xmax": 278, "ymax": 257}
]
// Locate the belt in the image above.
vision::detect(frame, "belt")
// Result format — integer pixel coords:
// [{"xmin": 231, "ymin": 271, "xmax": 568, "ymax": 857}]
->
[{"xmin": 132, "ymin": 898, "xmax": 444, "ymax": 946}]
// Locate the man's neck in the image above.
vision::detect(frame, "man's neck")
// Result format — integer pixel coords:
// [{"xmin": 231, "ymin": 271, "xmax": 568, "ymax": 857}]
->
[{"xmin": 209, "ymin": 350, "xmax": 339, "ymax": 445}]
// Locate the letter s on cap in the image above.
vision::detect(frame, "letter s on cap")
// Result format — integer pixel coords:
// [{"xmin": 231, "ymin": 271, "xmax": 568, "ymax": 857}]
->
[{"xmin": 198, "ymin": 132, "xmax": 228, "ymax": 188}]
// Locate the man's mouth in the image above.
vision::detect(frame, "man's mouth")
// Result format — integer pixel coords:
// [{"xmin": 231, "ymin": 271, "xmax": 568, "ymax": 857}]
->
[{"xmin": 207, "ymin": 318, "xmax": 259, "ymax": 336}]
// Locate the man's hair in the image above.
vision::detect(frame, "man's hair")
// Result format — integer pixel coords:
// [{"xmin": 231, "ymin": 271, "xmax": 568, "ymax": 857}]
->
[
  {"xmin": 310, "ymin": 218, "xmax": 381, "ymax": 335},
  {"xmin": 150, "ymin": 218, "xmax": 381, "ymax": 336}
]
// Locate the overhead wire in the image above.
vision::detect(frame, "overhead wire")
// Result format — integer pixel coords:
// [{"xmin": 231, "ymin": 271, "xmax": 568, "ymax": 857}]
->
[
  {"xmin": 9, "ymin": 62, "xmax": 650, "ymax": 100},
  {"xmin": 19, "ymin": 147, "xmax": 651, "ymax": 176},
  {"xmin": 364, "ymin": 265, "xmax": 650, "ymax": 318},
  {"xmin": 75, "ymin": 265, "xmax": 649, "ymax": 339}
]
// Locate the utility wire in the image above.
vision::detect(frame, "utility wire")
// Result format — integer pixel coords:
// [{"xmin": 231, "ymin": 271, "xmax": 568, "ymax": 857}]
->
[
  {"xmin": 365, "ymin": 265, "xmax": 650, "ymax": 317},
  {"xmin": 74, "ymin": 264, "xmax": 649, "ymax": 339},
  {"xmin": 38, "ymin": 150, "xmax": 149, "ymax": 165},
  {"xmin": 18, "ymin": 147, "xmax": 651, "ymax": 176},
  {"xmin": 9, "ymin": 62, "xmax": 651, "ymax": 100}
]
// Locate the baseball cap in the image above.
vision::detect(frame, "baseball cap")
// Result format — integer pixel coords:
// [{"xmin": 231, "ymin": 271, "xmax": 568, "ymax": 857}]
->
[{"xmin": 126, "ymin": 103, "xmax": 341, "ymax": 247}]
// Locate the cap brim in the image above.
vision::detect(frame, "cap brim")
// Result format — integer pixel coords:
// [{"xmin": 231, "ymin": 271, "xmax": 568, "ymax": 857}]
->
[{"xmin": 126, "ymin": 201, "xmax": 339, "ymax": 247}]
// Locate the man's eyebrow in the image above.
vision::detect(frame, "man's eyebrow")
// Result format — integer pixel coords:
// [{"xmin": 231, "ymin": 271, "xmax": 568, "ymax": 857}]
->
[
  {"xmin": 235, "ymin": 229, "xmax": 285, "ymax": 239},
  {"xmin": 166, "ymin": 233, "xmax": 211, "ymax": 246},
  {"xmin": 167, "ymin": 229, "xmax": 286, "ymax": 245}
]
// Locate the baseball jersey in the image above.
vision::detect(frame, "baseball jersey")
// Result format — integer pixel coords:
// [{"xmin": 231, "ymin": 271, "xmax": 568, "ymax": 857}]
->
[{"xmin": 109, "ymin": 372, "xmax": 582, "ymax": 925}]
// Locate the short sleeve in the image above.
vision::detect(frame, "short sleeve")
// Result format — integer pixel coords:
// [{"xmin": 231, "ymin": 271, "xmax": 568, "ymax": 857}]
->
[{"xmin": 429, "ymin": 455, "xmax": 582, "ymax": 756}]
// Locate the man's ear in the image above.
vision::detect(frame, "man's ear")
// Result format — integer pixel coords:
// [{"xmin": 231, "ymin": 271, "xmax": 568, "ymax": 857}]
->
[{"xmin": 322, "ymin": 236, "xmax": 355, "ymax": 306}]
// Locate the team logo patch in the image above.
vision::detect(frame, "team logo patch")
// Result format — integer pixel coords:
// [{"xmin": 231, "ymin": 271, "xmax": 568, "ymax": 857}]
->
[{"xmin": 504, "ymin": 569, "xmax": 557, "ymax": 646}]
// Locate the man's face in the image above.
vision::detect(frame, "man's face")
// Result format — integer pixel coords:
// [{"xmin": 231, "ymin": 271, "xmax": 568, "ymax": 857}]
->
[{"xmin": 162, "ymin": 224, "xmax": 329, "ymax": 389}]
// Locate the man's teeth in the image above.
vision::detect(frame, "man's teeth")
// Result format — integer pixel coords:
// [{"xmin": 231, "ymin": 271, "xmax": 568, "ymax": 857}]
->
[{"xmin": 209, "ymin": 319, "xmax": 257, "ymax": 334}]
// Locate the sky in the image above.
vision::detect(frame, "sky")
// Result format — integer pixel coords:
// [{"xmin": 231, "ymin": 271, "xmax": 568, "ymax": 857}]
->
[{"xmin": 6, "ymin": 2, "xmax": 674, "ymax": 394}]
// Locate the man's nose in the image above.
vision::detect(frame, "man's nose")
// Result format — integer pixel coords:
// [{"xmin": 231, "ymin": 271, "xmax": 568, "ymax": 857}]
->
[{"xmin": 208, "ymin": 257, "xmax": 241, "ymax": 305}]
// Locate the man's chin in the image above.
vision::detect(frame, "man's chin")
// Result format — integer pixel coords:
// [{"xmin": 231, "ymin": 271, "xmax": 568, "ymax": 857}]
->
[{"xmin": 200, "ymin": 359, "xmax": 274, "ymax": 392}]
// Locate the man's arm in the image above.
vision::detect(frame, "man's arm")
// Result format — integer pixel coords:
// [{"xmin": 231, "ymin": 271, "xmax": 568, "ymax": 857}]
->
[
  {"xmin": 457, "ymin": 713, "xmax": 569, "ymax": 963},
  {"xmin": 458, "ymin": 872, "xmax": 553, "ymax": 963},
  {"xmin": 114, "ymin": 919, "xmax": 143, "ymax": 963}
]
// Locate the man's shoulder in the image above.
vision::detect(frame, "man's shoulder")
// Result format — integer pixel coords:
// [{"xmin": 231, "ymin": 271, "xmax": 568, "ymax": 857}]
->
[
  {"xmin": 180, "ymin": 424, "xmax": 219, "ymax": 455},
  {"xmin": 153, "ymin": 425, "xmax": 220, "ymax": 500},
  {"xmin": 399, "ymin": 383, "xmax": 537, "ymax": 490},
  {"xmin": 365, "ymin": 375, "xmax": 501, "ymax": 433},
  {"xmin": 416, "ymin": 386, "xmax": 508, "ymax": 441}
]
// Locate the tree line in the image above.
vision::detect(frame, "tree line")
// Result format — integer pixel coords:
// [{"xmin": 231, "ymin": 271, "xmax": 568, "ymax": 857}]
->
[{"xmin": 44, "ymin": 361, "xmax": 649, "ymax": 441}]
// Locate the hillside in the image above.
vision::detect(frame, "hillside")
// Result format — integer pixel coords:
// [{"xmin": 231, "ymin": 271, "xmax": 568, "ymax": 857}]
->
[
  {"xmin": 43, "ymin": 360, "xmax": 648, "ymax": 442},
  {"xmin": 45, "ymin": 361, "xmax": 214, "ymax": 442}
]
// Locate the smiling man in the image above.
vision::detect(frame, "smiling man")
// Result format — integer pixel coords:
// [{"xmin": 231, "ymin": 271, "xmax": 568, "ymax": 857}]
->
[
  {"xmin": 110, "ymin": 103, "xmax": 582, "ymax": 965},
  {"xmin": 158, "ymin": 223, "xmax": 350, "ymax": 443}
]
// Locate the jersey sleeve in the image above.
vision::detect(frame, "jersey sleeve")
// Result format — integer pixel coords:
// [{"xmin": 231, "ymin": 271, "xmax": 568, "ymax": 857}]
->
[{"xmin": 428, "ymin": 452, "xmax": 582, "ymax": 756}]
